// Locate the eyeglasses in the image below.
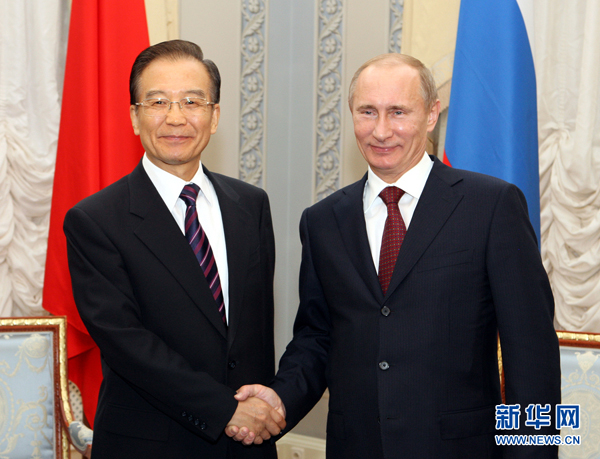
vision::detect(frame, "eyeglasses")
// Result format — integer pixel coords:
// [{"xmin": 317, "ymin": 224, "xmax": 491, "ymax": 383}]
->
[{"xmin": 135, "ymin": 97, "xmax": 215, "ymax": 117}]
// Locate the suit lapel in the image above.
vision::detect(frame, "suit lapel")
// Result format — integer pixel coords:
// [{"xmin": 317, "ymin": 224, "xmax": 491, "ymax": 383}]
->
[
  {"xmin": 128, "ymin": 162, "xmax": 228, "ymax": 338},
  {"xmin": 203, "ymin": 168, "xmax": 253, "ymax": 349},
  {"xmin": 333, "ymin": 175, "xmax": 384, "ymax": 302},
  {"xmin": 384, "ymin": 157, "xmax": 464, "ymax": 299}
]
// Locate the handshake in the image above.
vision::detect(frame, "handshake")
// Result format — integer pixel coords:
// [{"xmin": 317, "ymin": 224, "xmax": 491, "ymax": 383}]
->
[{"xmin": 225, "ymin": 384, "xmax": 286, "ymax": 445}]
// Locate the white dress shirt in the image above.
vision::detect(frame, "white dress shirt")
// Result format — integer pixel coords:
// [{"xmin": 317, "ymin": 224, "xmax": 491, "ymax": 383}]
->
[
  {"xmin": 363, "ymin": 152, "xmax": 433, "ymax": 273},
  {"xmin": 142, "ymin": 154, "xmax": 230, "ymax": 323}
]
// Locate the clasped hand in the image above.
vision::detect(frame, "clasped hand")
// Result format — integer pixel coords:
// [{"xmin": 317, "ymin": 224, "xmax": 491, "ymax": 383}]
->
[{"xmin": 225, "ymin": 384, "xmax": 286, "ymax": 445}]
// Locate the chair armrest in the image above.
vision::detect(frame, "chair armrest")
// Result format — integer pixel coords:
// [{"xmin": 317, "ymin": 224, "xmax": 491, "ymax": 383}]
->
[{"xmin": 68, "ymin": 421, "xmax": 93, "ymax": 458}]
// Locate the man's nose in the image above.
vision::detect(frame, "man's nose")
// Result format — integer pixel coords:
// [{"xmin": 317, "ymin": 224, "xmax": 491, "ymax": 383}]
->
[
  {"xmin": 372, "ymin": 116, "xmax": 392, "ymax": 141},
  {"xmin": 165, "ymin": 101, "xmax": 186, "ymax": 124}
]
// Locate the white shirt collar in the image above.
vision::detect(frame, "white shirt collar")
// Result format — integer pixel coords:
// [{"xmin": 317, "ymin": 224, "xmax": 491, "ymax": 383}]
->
[
  {"xmin": 142, "ymin": 154, "xmax": 215, "ymax": 211},
  {"xmin": 364, "ymin": 152, "xmax": 433, "ymax": 212}
]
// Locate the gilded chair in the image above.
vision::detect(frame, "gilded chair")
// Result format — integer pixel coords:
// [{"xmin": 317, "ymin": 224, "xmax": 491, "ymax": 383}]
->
[
  {"xmin": 498, "ymin": 330, "xmax": 600, "ymax": 457},
  {"xmin": 0, "ymin": 316, "xmax": 93, "ymax": 458}
]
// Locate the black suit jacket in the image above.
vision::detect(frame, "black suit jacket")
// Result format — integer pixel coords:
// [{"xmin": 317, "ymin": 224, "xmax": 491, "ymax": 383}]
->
[
  {"xmin": 65, "ymin": 161, "xmax": 277, "ymax": 458},
  {"xmin": 272, "ymin": 156, "xmax": 560, "ymax": 459}
]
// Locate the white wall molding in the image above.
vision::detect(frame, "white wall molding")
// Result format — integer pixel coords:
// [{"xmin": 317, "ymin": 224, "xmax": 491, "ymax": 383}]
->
[
  {"xmin": 314, "ymin": 0, "xmax": 344, "ymax": 202},
  {"xmin": 276, "ymin": 433, "xmax": 326, "ymax": 459},
  {"xmin": 240, "ymin": 0, "xmax": 268, "ymax": 187},
  {"xmin": 389, "ymin": 0, "xmax": 404, "ymax": 52}
]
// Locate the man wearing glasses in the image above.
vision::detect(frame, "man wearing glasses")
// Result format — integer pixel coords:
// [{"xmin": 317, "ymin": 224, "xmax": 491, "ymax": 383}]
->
[{"xmin": 64, "ymin": 40, "xmax": 284, "ymax": 458}]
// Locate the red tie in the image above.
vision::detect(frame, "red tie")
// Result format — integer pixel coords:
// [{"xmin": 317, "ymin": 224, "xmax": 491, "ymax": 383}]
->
[{"xmin": 378, "ymin": 186, "xmax": 406, "ymax": 295}]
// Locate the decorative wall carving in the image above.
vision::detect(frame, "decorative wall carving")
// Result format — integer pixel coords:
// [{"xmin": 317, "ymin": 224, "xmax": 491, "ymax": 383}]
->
[
  {"xmin": 240, "ymin": 0, "xmax": 268, "ymax": 187},
  {"xmin": 315, "ymin": 0, "xmax": 344, "ymax": 202},
  {"xmin": 389, "ymin": 0, "xmax": 404, "ymax": 53}
]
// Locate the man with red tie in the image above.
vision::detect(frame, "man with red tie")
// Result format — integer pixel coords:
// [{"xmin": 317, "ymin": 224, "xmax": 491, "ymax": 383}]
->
[
  {"xmin": 64, "ymin": 40, "xmax": 284, "ymax": 458},
  {"xmin": 231, "ymin": 54, "xmax": 560, "ymax": 458}
]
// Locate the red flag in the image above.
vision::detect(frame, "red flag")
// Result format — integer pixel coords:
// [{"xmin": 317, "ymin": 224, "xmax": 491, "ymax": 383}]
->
[{"xmin": 43, "ymin": 0, "xmax": 149, "ymax": 426}]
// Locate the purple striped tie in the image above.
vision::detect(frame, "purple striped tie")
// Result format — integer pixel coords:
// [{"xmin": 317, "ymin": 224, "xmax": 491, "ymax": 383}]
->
[{"xmin": 180, "ymin": 184, "xmax": 226, "ymax": 325}]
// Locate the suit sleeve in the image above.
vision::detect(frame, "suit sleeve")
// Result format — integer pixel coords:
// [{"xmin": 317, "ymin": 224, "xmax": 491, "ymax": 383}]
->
[
  {"xmin": 64, "ymin": 206, "xmax": 238, "ymax": 442},
  {"xmin": 487, "ymin": 184, "xmax": 561, "ymax": 458},
  {"xmin": 260, "ymin": 190, "xmax": 276, "ymax": 340},
  {"xmin": 271, "ymin": 208, "xmax": 330, "ymax": 432}
]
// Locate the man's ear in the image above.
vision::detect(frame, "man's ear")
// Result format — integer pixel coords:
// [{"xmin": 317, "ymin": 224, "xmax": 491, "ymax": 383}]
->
[
  {"xmin": 427, "ymin": 99, "xmax": 441, "ymax": 133},
  {"xmin": 130, "ymin": 105, "xmax": 140, "ymax": 135},
  {"xmin": 210, "ymin": 103, "xmax": 220, "ymax": 135}
]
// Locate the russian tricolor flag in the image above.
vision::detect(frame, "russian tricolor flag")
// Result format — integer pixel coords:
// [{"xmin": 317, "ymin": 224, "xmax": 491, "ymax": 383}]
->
[{"xmin": 444, "ymin": 0, "xmax": 540, "ymax": 243}]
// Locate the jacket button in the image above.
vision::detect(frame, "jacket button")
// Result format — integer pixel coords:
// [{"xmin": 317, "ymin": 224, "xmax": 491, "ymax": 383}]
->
[
  {"xmin": 379, "ymin": 361, "xmax": 390, "ymax": 370},
  {"xmin": 181, "ymin": 411, "xmax": 187, "ymax": 417},
  {"xmin": 200, "ymin": 422, "xmax": 207, "ymax": 430},
  {"xmin": 228, "ymin": 360, "xmax": 237, "ymax": 369},
  {"xmin": 194, "ymin": 418, "xmax": 200, "ymax": 426},
  {"xmin": 188, "ymin": 414, "xmax": 194, "ymax": 422},
  {"xmin": 381, "ymin": 306, "xmax": 391, "ymax": 316}
]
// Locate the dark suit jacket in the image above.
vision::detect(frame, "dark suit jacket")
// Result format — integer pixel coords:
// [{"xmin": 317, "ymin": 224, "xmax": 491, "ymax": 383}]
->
[
  {"xmin": 272, "ymin": 156, "xmax": 560, "ymax": 459},
  {"xmin": 65, "ymin": 161, "xmax": 277, "ymax": 459}
]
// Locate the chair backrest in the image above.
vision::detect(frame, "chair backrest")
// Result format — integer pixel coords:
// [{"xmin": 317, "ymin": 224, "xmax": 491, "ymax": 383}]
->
[
  {"xmin": 556, "ymin": 331, "xmax": 600, "ymax": 458},
  {"xmin": 498, "ymin": 330, "xmax": 600, "ymax": 457},
  {"xmin": 0, "ymin": 316, "xmax": 72, "ymax": 458}
]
